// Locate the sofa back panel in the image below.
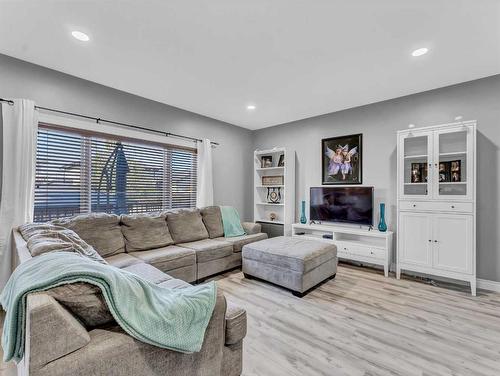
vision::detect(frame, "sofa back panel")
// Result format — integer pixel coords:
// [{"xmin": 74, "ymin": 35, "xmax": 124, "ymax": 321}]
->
[
  {"xmin": 120, "ymin": 212, "xmax": 174, "ymax": 252},
  {"xmin": 166, "ymin": 209, "xmax": 209, "ymax": 244},
  {"xmin": 52, "ymin": 213, "xmax": 125, "ymax": 257},
  {"xmin": 200, "ymin": 206, "xmax": 224, "ymax": 239}
]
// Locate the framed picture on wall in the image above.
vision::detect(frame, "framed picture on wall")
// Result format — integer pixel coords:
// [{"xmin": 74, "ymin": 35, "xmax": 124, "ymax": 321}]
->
[{"xmin": 322, "ymin": 133, "xmax": 362, "ymax": 184}]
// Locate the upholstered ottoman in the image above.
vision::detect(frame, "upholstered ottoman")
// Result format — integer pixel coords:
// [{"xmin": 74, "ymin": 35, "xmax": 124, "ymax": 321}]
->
[{"xmin": 242, "ymin": 236, "xmax": 337, "ymax": 297}]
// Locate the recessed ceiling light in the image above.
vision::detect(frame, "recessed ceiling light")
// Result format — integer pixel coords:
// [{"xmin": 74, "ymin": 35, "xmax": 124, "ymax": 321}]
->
[
  {"xmin": 412, "ymin": 47, "xmax": 428, "ymax": 57},
  {"xmin": 246, "ymin": 104, "xmax": 256, "ymax": 110},
  {"xmin": 71, "ymin": 30, "xmax": 90, "ymax": 42}
]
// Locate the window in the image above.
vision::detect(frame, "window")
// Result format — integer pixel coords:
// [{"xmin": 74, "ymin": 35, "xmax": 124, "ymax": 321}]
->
[{"xmin": 34, "ymin": 124, "xmax": 197, "ymax": 222}]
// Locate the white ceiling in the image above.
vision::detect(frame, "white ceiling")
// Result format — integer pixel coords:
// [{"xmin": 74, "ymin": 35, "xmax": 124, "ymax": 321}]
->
[{"xmin": 1, "ymin": 0, "xmax": 499, "ymax": 130}]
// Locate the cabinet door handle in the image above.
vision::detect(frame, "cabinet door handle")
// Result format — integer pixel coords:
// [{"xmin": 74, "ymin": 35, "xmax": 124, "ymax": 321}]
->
[
  {"xmin": 435, "ymin": 163, "xmax": 438, "ymax": 167},
  {"xmin": 434, "ymin": 240, "xmax": 438, "ymax": 243},
  {"xmin": 451, "ymin": 205, "xmax": 455, "ymax": 209},
  {"xmin": 413, "ymin": 204, "xmax": 416, "ymax": 207},
  {"xmin": 428, "ymin": 239, "xmax": 432, "ymax": 242}
]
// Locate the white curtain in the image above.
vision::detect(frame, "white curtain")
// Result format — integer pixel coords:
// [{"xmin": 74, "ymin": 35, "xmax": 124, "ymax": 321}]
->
[
  {"xmin": 0, "ymin": 99, "xmax": 38, "ymax": 291},
  {"xmin": 196, "ymin": 138, "xmax": 214, "ymax": 207}
]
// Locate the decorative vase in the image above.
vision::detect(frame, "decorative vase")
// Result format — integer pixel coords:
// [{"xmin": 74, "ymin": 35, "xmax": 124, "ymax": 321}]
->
[
  {"xmin": 300, "ymin": 200, "xmax": 307, "ymax": 224},
  {"xmin": 378, "ymin": 203, "xmax": 387, "ymax": 232}
]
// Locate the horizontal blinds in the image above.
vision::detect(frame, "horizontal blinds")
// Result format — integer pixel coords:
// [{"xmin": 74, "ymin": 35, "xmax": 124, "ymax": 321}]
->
[{"xmin": 34, "ymin": 125, "xmax": 197, "ymax": 222}]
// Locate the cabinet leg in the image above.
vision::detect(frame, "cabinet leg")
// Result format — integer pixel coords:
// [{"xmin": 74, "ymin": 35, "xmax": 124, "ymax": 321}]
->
[
  {"xmin": 470, "ymin": 279, "xmax": 477, "ymax": 296},
  {"xmin": 396, "ymin": 267, "xmax": 401, "ymax": 280},
  {"xmin": 384, "ymin": 264, "xmax": 389, "ymax": 278}
]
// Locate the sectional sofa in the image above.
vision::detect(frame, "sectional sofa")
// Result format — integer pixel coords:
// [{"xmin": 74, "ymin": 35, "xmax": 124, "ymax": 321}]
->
[{"xmin": 12, "ymin": 206, "xmax": 267, "ymax": 376}]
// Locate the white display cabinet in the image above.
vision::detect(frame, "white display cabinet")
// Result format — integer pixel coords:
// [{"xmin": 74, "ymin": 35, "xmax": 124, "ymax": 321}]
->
[{"xmin": 397, "ymin": 121, "xmax": 476, "ymax": 295}]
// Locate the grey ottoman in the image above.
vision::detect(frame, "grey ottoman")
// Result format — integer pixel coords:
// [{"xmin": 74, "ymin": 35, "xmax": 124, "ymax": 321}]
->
[{"xmin": 242, "ymin": 236, "xmax": 337, "ymax": 297}]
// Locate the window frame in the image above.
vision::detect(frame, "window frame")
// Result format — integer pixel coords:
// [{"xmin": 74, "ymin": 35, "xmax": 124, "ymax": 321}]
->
[{"xmin": 35, "ymin": 113, "xmax": 198, "ymax": 221}]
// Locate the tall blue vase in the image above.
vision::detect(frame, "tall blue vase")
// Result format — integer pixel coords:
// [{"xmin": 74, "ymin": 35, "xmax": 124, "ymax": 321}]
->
[
  {"xmin": 300, "ymin": 201, "xmax": 307, "ymax": 224},
  {"xmin": 378, "ymin": 203, "xmax": 387, "ymax": 232}
]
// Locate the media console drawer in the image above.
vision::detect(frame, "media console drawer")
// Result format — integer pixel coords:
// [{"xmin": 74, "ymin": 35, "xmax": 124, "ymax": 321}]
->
[
  {"xmin": 399, "ymin": 201, "xmax": 473, "ymax": 213},
  {"xmin": 336, "ymin": 242, "xmax": 385, "ymax": 260}
]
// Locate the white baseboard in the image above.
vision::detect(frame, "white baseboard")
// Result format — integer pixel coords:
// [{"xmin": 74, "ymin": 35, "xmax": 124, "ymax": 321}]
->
[{"xmin": 477, "ymin": 279, "xmax": 500, "ymax": 293}]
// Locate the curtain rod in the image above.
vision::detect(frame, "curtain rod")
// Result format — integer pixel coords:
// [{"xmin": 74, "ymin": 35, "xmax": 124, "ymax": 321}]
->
[{"xmin": 0, "ymin": 98, "xmax": 219, "ymax": 146}]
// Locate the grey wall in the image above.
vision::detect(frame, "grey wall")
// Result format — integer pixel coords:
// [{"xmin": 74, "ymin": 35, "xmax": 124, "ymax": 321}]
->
[
  {"xmin": 254, "ymin": 75, "xmax": 500, "ymax": 282},
  {"xmin": 0, "ymin": 54, "xmax": 254, "ymax": 220}
]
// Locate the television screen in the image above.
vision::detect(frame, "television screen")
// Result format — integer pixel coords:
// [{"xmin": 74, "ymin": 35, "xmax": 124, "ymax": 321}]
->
[{"xmin": 310, "ymin": 187, "xmax": 373, "ymax": 226}]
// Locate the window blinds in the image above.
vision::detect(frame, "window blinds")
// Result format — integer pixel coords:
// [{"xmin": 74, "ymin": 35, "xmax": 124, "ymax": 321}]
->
[{"xmin": 34, "ymin": 124, "xmax": 197, "ymax": 222}]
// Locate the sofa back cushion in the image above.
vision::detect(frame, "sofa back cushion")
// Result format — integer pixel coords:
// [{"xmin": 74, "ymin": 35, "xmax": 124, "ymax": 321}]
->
[
  {"xmin": 18, "ymin": 223, "xmax": 107, "ymax": 264},
  {"xmin": 200, "ymin": 206, "xmax": 224, "ymax": 239},
  {"xmin": 47, "ymin": 283, "xmax": 115, "ymax": 328},
  {"xmin": 120, "ymin": 212, "xmax": 174, "ymax": 252},
  {"xmin": 52, "ymin": 213, "xmax": 125, "ymax": 257},
  {"xmin": 166, "ymin": 209, "xmax": 209, "ymax": 244}
]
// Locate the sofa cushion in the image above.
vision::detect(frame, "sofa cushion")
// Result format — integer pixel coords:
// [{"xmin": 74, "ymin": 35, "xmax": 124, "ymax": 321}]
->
[
  {"xmin": 52, "ymin": 213, "xmax": 125, "ymax": 257},
  {"xmin": 179, "ymin": 239, "xmax": 233, "ymax": 263},
  {"xmin": 104, "ymin": 253, "xmax": 142, "ymax": 268},
  {"xmin": 225, "ymin": 302, "xmax": 247, "ymax": 345},
  {"xmin": 166, "ymin": 209, "xmax": 209, "ymax": 244},
  {"xmin": 121, "ymin": 263, "xmax": 171, "ymax": 284},
  {"xmin": 200, "ymin": 206, "xmax": 224, "ymax": 239},
  {"xmin": 18, "ymin": 223, "xmax": 106, "ymax": 264},
  {"xmin": 47, "ymin": 283, "xmax": 114, "ymax": 328},
  {"xmin": 129, "ymin": 246, "xmax": 196, "ymax": 272},
  {"xmin": 158, "ymin": 278, "xmax": 191, "ymax": 289},
  {"xmin": 120, "ymin": 212, "xmax": 174, "ymax": 252},
  {"xmin": 216, "ymin": 233, "xmax": 268, "ymax": 252}
]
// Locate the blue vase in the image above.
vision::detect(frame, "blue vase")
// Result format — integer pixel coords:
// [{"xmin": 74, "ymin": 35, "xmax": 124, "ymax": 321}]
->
[
  {"xmin": 378, "ymin": 203, "xmax": 387, "ymax": 232},
  {"xmin": 300, "ymin": 201, "xmax": 307, "ymax": 224}
]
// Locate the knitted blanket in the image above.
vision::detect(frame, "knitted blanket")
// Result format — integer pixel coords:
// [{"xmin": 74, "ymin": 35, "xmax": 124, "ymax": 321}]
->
[{"xmin": 0, "ymin": 252, "xmax": 217, "ymax": 363}]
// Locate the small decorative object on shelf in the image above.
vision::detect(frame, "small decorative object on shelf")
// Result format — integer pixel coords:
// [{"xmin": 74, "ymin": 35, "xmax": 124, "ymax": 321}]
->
[
  {"xmin": 261, "ymin": 155, "xmax": 273, "ymax": 168},
  {"xmin": 269, "ymin": 212, "xmax": 277, "ymax": 221},
  {"xmin": 300, "ymin": 200, "xmax": 307, "ymax": 224},
  {"xmin": 378, "ymin": 203, "xmax": 387, "ymax": 232},
  {"xmin": 278, "ymin": 154, "xmax": 285, "ymax": 167},
  {"xmin": 262, "ymin": 175, "xmax": 284, "ymax": 186},
  {"xmin": 267, "ymin": 187, "xmax": 282, "ymax": 203}
]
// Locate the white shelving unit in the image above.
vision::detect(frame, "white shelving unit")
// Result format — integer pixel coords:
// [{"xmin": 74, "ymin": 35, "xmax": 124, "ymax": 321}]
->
[
  {"xmin": 397, "ymin": 120, "xmax": 477, "ymax": 295},
  {"xmin": 292, "ymin": 223, "xmax": 393, "ymax": 277},
  {"xmin": 254, "ymin": 147, "xmax": 295, "ymax": 235}
]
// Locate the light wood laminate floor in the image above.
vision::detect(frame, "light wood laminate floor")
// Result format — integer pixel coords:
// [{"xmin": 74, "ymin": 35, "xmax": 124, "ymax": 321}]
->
[
  {"xmin": 213, "ymin": 264, "xmax": 500, "ymax": 376},
  {"xmin": 2, "ymin": 264, "xmax": 500, "ymax": 376}
]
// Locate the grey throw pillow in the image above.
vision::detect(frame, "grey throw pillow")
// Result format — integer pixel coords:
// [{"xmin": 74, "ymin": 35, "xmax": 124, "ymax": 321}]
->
[
  {"xmin": 166, "ymin": 209, "xmax": 209, "ymax": 244},
  {"xmin": 200, "ymin": 206, "xmax": 224, "ymax": 239},
  {"xmin": 120, "ymin": 212, "xmax": 174, "ymax": 252}
]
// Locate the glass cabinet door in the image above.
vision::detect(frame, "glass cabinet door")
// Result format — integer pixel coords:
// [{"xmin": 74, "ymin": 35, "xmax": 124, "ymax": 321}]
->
[
  {"xmin": 434, "ymin": 127, "xmax": 472, "ymax": 200},
  {"xmin": 400, "ymin": 132, "xmax": 432, "ymax": 198}
]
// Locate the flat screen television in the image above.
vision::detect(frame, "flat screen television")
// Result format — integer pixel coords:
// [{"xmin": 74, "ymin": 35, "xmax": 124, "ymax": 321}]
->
[{"xmin": 309, "ymin": 186, "xmax": 374, "ymax": 226}]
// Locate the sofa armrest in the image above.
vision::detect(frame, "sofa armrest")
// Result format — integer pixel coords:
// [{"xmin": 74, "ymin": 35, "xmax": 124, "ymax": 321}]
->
[
  {"xmin": 241, "ymin": 222, "xmax": 261, "ymax": 235},
  {"xmin": 25, "ymin": 293, "xmax": 90, "ymax": 371},
  {"xmin": 225, "ymin": 302, "xmax": 247, "ymax": 345}
]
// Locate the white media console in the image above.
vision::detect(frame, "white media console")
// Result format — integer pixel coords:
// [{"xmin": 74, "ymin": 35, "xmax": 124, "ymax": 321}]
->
[{"xmin": 291, "ymin": 223, "xmax": 393, "ymax": 277}]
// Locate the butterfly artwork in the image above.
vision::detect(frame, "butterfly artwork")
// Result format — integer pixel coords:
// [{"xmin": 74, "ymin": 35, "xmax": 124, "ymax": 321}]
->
[{"xmin": 322, "ymin": 134, "xmax": 362, "ymax": 184}]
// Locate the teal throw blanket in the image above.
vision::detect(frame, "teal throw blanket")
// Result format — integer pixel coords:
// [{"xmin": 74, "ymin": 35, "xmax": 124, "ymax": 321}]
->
[
  {"xmin": 220, "ymin": 206, "xmax": 245, "ymax": 237},
  {"xmin": 0, "ymin": 252, "xmax": 217, "ymax": 363}
]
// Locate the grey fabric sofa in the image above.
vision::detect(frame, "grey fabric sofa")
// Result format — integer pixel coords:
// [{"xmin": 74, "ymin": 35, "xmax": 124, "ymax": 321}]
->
[
  {"xmin": 11, "ymin": 206, "xmax": 265, "ymax": 376},
  {"xmin": 50, "ymin": 206, "xmax": 267, "ymax": 283}
]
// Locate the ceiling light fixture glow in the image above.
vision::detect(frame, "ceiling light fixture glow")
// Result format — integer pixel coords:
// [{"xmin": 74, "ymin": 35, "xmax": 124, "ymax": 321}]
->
[
  {"xmin": 412, "ymin": 47, "xmax": 428, "ymax": 57},
  {"xmin": 246, "ymin": 104, "xmax": 256, "ymax": 110},
  {"xmin": 71, "ymin": 30, "xmax": 90, "ymax": 42}
]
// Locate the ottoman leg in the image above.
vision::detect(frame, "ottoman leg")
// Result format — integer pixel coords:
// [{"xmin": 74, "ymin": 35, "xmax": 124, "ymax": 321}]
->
[
  {"xmin": 292, "ymin": 291, "xmax": 306, "ymax": 298},
  {"xmin": 243, "ymin": 273, "xmax": 253, "ymax": 280}
]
